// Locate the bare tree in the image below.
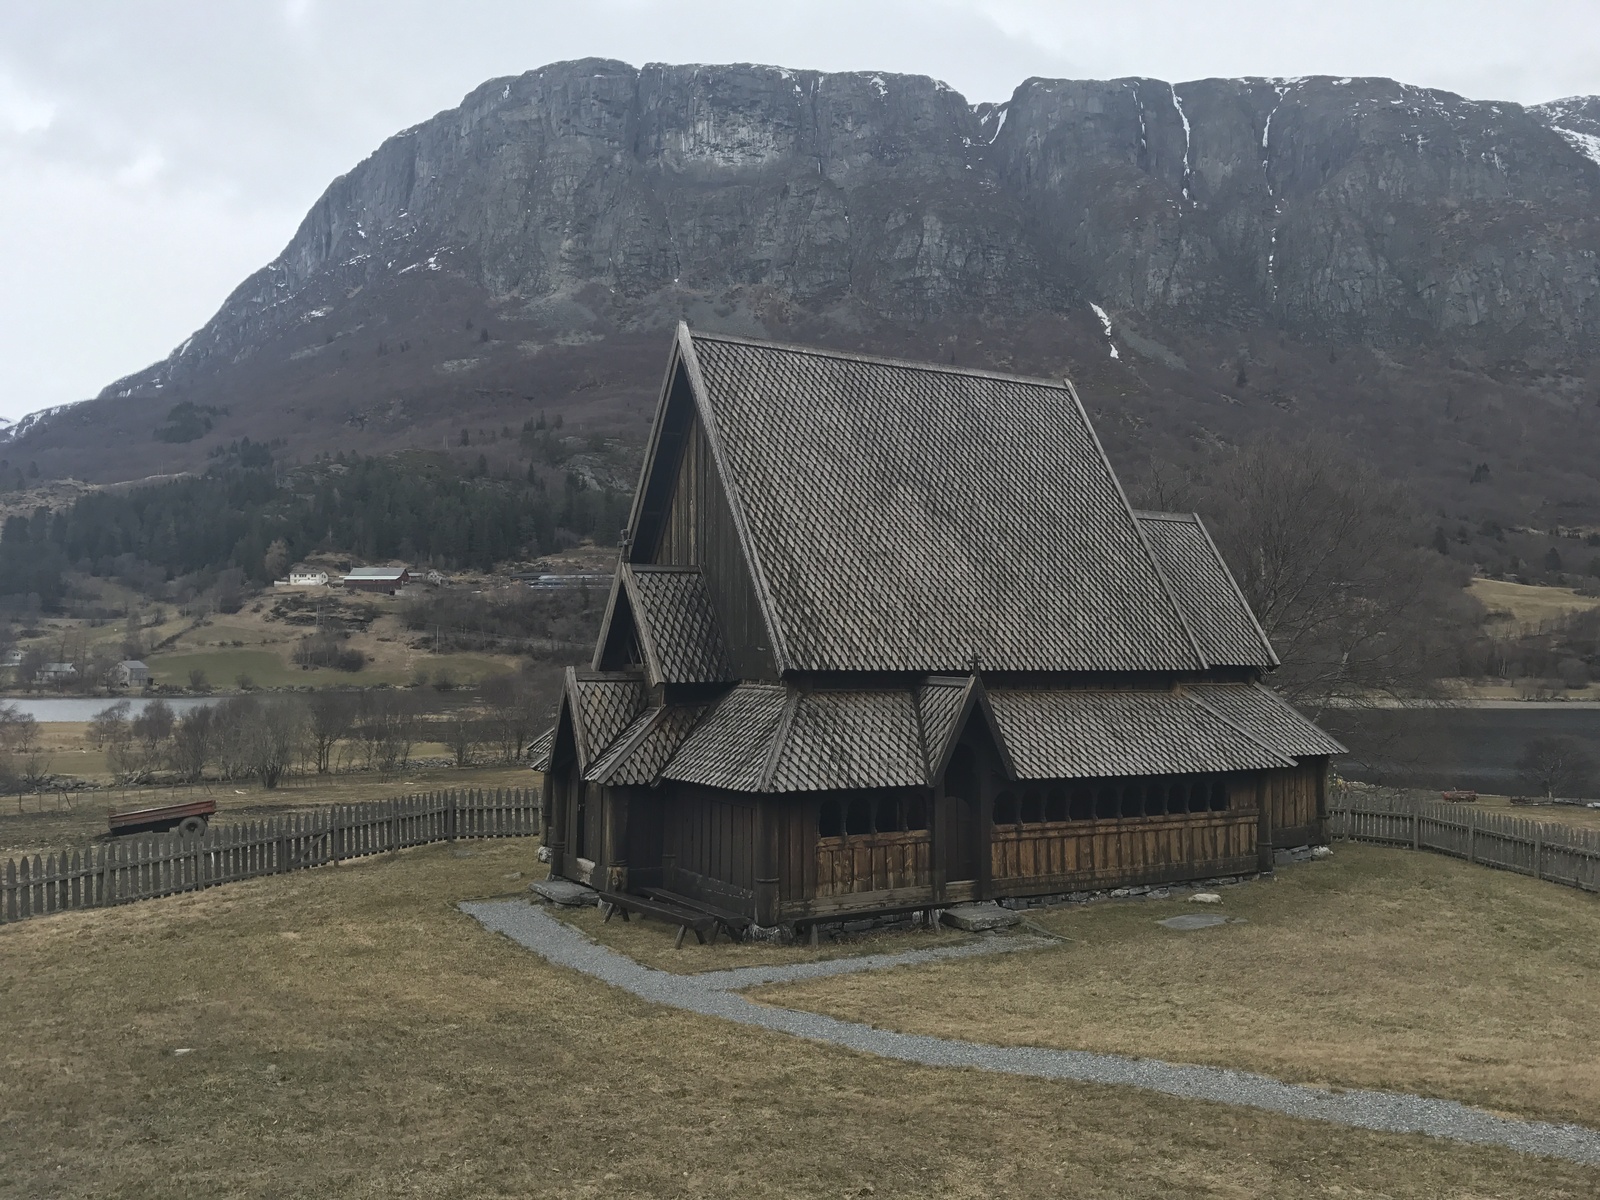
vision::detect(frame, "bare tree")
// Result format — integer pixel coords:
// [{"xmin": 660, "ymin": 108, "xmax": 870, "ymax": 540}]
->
[
  {"xmin": 252, "ymin": 697, "xmax": 306, "ymax": 789},
  {"xmin": 211, "ymin": 696, "xmax": 259, "ymax": 780},
  {"xmin": 480, "ymin": 673, "xmax": 541, "ymax": 762},
  {"xmin": 1137, "ymin": 437, "xmax": 1477, "ymax": 716},
  {"xmin": 440, "ymin": 712, "xmax": 483, "ymax": 767},
  {"xmin": 1517, "ymin": 736, "xmax": 1593, "ymax": 799},
  {"xmin": 305, "ymin": 690, "xmax": 357, "ymax": 774},
  {"xmin": 170, "ymin": 705, "xmax": 215, "ymax": 783},
  {"xmin": 0, "ymin": 704, "xmax": 46, "ymax": 796}
]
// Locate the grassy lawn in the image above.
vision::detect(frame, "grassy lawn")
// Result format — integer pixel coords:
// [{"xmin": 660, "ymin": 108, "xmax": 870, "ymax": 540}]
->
[
  {"xmin": 757, "ymin": 842, "xmax": 1600, "ymax": 1131},
  {"xmin": 2, "ymin": 840, "xmax": 1595, "ymax": 1198},
  {"xmin": 145, "ymin": 647, "xmax": 513, "ymax": 690},
  {"xmin": 1469, "ymin": 577, "xmax": 1600, "ymax": 631},
  {"xmin": 0, "ymin": 763, "xmax": 539, "ymax": 858}
]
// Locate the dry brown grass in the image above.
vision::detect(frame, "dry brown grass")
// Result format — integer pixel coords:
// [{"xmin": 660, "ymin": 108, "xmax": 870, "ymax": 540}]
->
[
  {"xmin": 2, "ymin": 839, "xmax": 1595, "ymax": 1198},
  {"xmin": 0, "ymin": 763, "xmax": 539, "ymax": 858},
  {"xmin": 758, "ymin": 842, "xmax": 1600, "ymax": 1131}
]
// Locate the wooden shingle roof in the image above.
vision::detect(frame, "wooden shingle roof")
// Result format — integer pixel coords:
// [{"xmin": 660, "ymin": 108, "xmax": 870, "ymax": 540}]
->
[
  {"xmin": 1136, "ymin": 512, "xmax": 1276, "ymax": 669},
  {"xmin": 624, "ymin": 566, "xmax": 733, "ymax": 684},
  {"xmin": 581, "ymin": 678, "xmax": 1335, "ymax": 794},
  {"xmin": 984, "ymin": 688, "xmax": 1293, "ymax": 780},
  {"xmin": 1183, "ymin": 682, "xmax": 1345, "ymax": 757},
  {"xmin": 681, "ymin": 329, "xmax": 1207, "ymax": 674}
]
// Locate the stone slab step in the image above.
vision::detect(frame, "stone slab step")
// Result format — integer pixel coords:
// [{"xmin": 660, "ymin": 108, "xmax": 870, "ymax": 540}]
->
[{"xmin": 942, "ymin": 902, "xmax": 1022, "ymax": 932}]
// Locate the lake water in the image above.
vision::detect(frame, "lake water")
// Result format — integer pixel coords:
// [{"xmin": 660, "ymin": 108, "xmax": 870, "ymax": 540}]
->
[
  {"xmin": 0, "ymin": 697, "xmax": 222, "ymax": 723},
  {"xmin": 1324, "ymin": 704, "xmax": 1600, "ymax": 793}
]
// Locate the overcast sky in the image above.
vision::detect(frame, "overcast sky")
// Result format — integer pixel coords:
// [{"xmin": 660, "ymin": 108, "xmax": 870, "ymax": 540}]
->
[{"xmin": 1, "ymin": 0, "xmax": 1596, "ymax": 423}]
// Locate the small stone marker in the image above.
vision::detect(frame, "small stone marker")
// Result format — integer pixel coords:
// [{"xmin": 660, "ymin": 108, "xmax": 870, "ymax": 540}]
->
[
  {"xmin": 941, "ymin": 902, "xmax": 1022, "ymax": 932},
  {"xmin": 1189, "ymin": 892, "xmax": 1222, "ymax": 904},
  {"xmin": 1311, "ymin": 845, "xmax": 1334, "ymax": 859},
  {"xmin": 1157, "ymin": 913, "xmax": 1229, "ymax": 931},
  {"xmin": 173, "ymin": 1048, "xmax": 195, "ymax": 1056},
  {"xmin": 529, "ymin": 878, "xmax": 598, "ymax": 907}
]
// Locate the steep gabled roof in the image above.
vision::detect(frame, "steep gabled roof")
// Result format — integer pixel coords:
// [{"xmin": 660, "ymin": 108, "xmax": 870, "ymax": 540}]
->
[
  {"xmin": 1136, "ymin": 512, "xmax": 1277, "ymax": 669},
  {"xmin": 625, "ymin": 566, "xmax": 734, "ymax": 684},
  {"xmin": 665, "ymin": 326, "xmax": 1205, "ymax": 674},
  {"xmin": 564, "ymin": 668, "xmax": 647, "ymax": 771}
]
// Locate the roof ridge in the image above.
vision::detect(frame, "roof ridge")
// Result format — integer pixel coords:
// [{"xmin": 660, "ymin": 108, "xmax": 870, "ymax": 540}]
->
[{"xmin": 687, "ymin": 326, "xmax": 1076, "ymax": 390}]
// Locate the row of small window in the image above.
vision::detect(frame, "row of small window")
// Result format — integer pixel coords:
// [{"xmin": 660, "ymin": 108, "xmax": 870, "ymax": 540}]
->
[
  {"xmin": 993, "ymin": 776, "xmax": 1230, "ymax": 825},
  {"xmin": 818, "ymin": 794, "xmax": 927, "ymax": 839},
  {"xmin": 816, "ymin": 776, "xmax": 1233, "ymax": 840}
]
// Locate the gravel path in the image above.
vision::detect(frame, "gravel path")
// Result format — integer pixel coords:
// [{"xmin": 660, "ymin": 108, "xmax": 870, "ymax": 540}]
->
[{"xmin": 462, "ymin": 899, "xmax": 1600, "ymax": 1167}]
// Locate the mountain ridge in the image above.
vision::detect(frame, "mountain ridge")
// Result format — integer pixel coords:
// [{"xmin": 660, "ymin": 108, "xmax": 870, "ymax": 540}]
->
[{"xmin": 8, "ymin": 60, "xmax": 1600, "ymax": 548}]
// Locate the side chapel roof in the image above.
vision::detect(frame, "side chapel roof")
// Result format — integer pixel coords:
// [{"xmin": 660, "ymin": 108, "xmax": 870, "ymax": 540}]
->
[{"xmin": 563, "ymin": 674, "xmax": 1334, "ymax": 793}]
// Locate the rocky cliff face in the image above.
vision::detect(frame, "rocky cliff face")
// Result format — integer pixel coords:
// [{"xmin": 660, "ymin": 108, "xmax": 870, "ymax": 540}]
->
[{"xmin": 14, "ymin": 60, "xmax": 1600, "ymax": 514}]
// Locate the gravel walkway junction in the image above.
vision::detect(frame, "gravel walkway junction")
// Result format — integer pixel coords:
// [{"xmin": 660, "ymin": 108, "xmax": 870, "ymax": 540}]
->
[{"xmin": 461, "ymin": 899, "xmax": 1600, "ymax": 1167}]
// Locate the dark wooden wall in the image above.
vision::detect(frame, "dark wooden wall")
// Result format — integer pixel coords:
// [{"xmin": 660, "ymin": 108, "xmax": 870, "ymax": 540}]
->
[
  {"xmin": 661, "ymin": 785, "xmax": 756, "ymax": 913},
  {"xmin": 1262, "ymin": 758, "xmax": 1327, "ymax": 848},
  {"xmin": 649, "ymin": 413, "xmax": 776, "ymax": 679}
]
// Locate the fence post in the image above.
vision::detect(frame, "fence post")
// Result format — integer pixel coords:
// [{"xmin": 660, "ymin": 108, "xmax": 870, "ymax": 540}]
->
[
  {"xmin": 1468, "ymin": 809, "xmax": 1476, "ymax": 865},
  {"xmin": 1535, "ymin": 826, "xmax": 1544, "ymax": 881},
  {"xmin": 1412, "ymin": 801, "xmax": 1420, "ymax": 852}
]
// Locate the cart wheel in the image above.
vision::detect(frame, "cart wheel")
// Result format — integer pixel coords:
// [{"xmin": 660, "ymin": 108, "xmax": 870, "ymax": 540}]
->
[{"xmin": 178, "ymin": 816, "xmax": 207, "ymax": 838}]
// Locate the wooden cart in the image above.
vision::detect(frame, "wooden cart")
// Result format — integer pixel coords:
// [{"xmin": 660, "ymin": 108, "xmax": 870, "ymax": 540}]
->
[{"xmin": 107, "ymin": 797, "xmax": 216, "ymax": 838}]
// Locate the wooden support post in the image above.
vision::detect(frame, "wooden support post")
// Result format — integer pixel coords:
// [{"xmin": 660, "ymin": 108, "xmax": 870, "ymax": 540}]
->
[
  {"xmin": 753, "ymin": 796, "xmax": 778, "ymax": 928},
  {"xmin": 602, "ymin": 787, "xmax": 629, "ymax": 894},
  {"xmin": 1256, "ymin": 775, "xmax": 1272, "ymax": 873},
  {"xmin": 547, "ymin": 775, "xmax": 568, "ymax": 879}
]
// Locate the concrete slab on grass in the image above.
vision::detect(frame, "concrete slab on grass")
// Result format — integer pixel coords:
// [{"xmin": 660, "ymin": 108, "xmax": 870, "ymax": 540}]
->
[{"xmin": 1158, "ymin": 913, "xmax": 1229, "ymax": 931}]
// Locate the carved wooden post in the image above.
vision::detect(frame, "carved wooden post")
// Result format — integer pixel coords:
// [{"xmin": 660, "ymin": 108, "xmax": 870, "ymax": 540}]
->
[{"xmin": 548, "ymin": 774, "xmax": 569, "ymax": 879}]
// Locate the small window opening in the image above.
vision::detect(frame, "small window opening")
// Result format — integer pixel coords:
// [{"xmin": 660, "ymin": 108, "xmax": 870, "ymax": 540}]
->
[
  {"xmin": 876, "ymin": 795, "xmax": 901, "ymax": 833},
  {"xmin": 1045, "ymin": 786, "xmax": 1069, "ymax": 823},
  {"xmin": 1144, "ymin": 780, "xmax": 1166, "ymax": 817},
  {"xmin": 846, "ymin": 796, "xmax": 874, "ymax": 836},
  {"xmin": 1210, "ymin": 779, "xmax": 1230, "ymax": 812},
  {"xmin": 903, "ymin": 796, "xmax": 928, "ymax": 831},
  {"xmin": 993, "ymin": 790, "xmax": 1019, "ymax": 825},
  {"xmin": 1070, "ymin": 783, "xmax": 1095, "ymax": 821},
  {"xmin": 1120, "ymin": 782, "xmax": 1145, "ymax": 820},
  {"xmin": 818, "ymin": 799, "xmax": 843, "ymax": 839},
  {"xmin": 1095, "ymin": 783, "xmax": 1120, "ymax": 820},
  {"xmin": 1020, "ymin": 790, "xmax": 1044, "ymax": 824}
]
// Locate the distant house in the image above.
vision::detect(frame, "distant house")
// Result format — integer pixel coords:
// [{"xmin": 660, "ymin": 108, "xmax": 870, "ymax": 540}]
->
[
  {"xmin": 118, "ymin": 660, "xmax": 151, "ymax": 688},
  {"xmin": 0, "ymin": 648, "xmax": 21, "ymax": 669},
  {"xmin": 285, "ymin": 570, "xmax": 330, "ymax": 587},
  {"xmin": 39, "ymin": 662, "xmax": 77, "ymax": 685},
  {"xmin": 342, "ymin": 567, "xmax": 411, "ymax": 595}
]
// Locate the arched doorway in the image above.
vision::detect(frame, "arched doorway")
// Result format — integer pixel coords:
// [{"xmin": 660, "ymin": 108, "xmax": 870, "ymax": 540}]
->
[{"xmin": 941, "ymin": 744, "xmax": 981, "ymax": 884}]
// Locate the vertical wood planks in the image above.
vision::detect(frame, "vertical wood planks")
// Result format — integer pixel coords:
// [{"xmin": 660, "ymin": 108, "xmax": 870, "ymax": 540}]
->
[
  {"xmin": 0, "ymin": 787, "xmax": 537, "ymax": 925},
  {"xmin": 1329, "ymin": 792, "xmax": 1600, "ymax": 894}
]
